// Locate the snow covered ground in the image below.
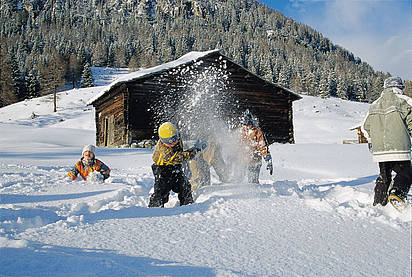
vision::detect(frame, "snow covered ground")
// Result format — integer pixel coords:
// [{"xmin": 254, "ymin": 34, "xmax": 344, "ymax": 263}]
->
[{"xmin": 0, "ymin": 68, "xmax": 411, "ymax": 276}]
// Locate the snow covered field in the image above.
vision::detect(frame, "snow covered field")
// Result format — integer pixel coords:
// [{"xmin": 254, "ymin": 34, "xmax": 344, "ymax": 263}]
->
[{"xmin": 0, "ymin": 68, "xmax": 411, "ymax": 276}]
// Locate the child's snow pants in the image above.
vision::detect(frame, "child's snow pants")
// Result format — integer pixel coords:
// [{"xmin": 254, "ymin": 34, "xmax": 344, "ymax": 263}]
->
[
  {"xmin": 149, "ymin": 164, "xmax": 194, "ymax": 207},
  {"xmin": 374, "ymin": 160, "xmax": 412, "ymax": 205}
]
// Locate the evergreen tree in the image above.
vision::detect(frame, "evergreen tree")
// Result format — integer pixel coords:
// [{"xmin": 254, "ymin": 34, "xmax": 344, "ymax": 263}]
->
[
  {"xmin": 306, "ymin": 71, "xmax": 318, "ymax": 96},
  {"xmin": 39, "ymin": 50, "xmax": 66, "ymax": 97},
  {"xmin": 26, "ymin": 71, "xmax": 41, "ymax": 99},
  {"xmin": 354, "ymin": 77, "xmax": 367, "ymax": 102},
  {"xmin": 67, "ymin": 53, "xmax": 81, "ymax": 88},
  {"xmin": 9, "ymin": 53, "xmax": 26, "ymax": 101},
  {"xmin": 262, "ymin": 57, "xmax": 273, "ymax": 82},
  {"xmin": 128, "ymin": 55, "xmax": 140, "ymax": 72},
  {"xmin": 328, "ymin": 71, "xmax": 337, "ymax": 97},
  {"xmin": 373, "ymin": 75, "xmax": 384, "ymax": 98},
  {"xmin": 38, "ymin": 50, "xmax": 66, "ymax": 111},
  {"xmin": 81, "ymin": 62, "xmax": 94, "ymax": 88},
  {"xmin": 336, "ymin": 76, "xmax": 348, "ymax": 100},
  {"xmin": 319, "ymin": 72, "xmax": 330, "ymax": 98},
  {"xmin": 278, "ymin": 64, "xmax": 291, "ymax": 88},
  {"xmin": 91, "ymin": 42, "xmax": 108, "ymax": 67},
  {"xmin": 0, "ymin": 42, "xmax": 19, "ymax": 106}
]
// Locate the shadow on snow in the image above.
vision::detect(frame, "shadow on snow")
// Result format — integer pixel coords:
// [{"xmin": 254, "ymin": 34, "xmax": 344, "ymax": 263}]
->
[
  {"xmin": 0, "ymin": 242, "xmax": 216, "ymax": 277},
  {"xmin": 271, "ymin": 175, "xmax": 378, "ymax": 197},
  {"xmin": 0, "ymin": 175, "xmax": 382, "ymax": 233},
  {"xmin": 0, "ymin": 190, "xmax": 115, "ymax": 204}
]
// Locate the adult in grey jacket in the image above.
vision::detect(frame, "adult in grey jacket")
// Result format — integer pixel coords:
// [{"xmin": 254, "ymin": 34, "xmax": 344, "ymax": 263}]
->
[{"xmin": 362, "ymin": 77, "xmax": 412, "ymax": 206}]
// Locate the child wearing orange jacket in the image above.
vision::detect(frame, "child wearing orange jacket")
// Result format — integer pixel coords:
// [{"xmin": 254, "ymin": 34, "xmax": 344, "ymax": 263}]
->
[
  {"xmin": 67, "ymin": 144, "xmax": 110, "ymax": 182},
  {"xmin": 239, "ymin": 110, "xmax": 273, "ymax": 183}
]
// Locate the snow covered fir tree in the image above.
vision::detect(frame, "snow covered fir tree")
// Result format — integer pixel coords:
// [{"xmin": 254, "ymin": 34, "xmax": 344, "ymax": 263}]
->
[
  {"xmin": 0, "ymin": 0, "xmax": 411, "ymax": 107},
  {"xmin": 81, "ymin": 63, "xmax": 94, "ymax": 88}
]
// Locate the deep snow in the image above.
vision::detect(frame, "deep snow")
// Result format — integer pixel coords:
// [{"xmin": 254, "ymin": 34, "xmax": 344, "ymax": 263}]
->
[{"xmin": 0, "ymin": 67, "xmax": 411, "ymax": 277}]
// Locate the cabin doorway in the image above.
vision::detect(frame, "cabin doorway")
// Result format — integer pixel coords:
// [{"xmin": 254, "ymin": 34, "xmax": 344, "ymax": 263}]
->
[{"xmin": 103, "ymin": 115, "xmax": 115, "ymax": 146}]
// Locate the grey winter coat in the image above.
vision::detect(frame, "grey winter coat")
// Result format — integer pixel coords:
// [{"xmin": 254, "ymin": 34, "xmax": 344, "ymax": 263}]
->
[{"xmin": 362, "ymin": 87, "xmax": 412, "ymax": 162}]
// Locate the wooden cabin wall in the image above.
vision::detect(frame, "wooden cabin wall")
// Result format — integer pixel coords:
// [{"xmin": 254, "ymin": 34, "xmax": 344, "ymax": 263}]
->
[
  {"xmin": 92, "ymin": 53, "xmax": 300, "ymax": 146},
  {"xmin": 198, "ymin": 55, "xmax": 297, "ymax": 144},
  {"xmin": 234, "ymin": 91, "xmax": 294, "ymax": 144},
  {"xmin": 94, "ymin": 87, "xmax": 127, "ymax": 147},
  {"xmin": 127, "ymin": 75, "xmax": 193, "ymax": 141},
  {"xmin": 127, "ymin": 85, "xmax": 157, "ymax": 142}
]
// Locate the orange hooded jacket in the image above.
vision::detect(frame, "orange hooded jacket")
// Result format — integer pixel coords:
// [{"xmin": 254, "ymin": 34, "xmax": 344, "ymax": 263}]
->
[
  {"xmin": 67, "ymin": 158, "xmax": 110, "ymax": 180},
  {"xmin": 239, "ymin": 125, "xmax": 270, "ymax": 162}
]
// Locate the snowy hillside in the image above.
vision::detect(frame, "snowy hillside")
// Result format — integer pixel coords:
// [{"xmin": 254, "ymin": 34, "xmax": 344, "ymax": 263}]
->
[{"xmin": 0, "ymin": 68, "xmax": 411, "ymax": 277}]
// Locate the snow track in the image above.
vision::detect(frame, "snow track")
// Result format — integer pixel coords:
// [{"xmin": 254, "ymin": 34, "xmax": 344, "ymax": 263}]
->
[
  {"xmin": 1, "ymin": 159, "xmax": 411, "ymax": 276},
  {"xmin": 2, "ymin": 170, "xmax": 410, "ymax": 276},
  {"xmin": 0, "ymin": 70, "xmax": 410, "ymax": 276}
]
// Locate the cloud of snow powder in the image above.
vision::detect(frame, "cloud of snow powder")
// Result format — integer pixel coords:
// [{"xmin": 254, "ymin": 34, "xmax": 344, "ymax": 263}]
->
[{"xmin": 152, "ymin": 59, "xmax": 249, "ymax": 182}]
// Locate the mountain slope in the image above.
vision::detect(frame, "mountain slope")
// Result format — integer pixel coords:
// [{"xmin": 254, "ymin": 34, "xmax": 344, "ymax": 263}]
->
[{"xmin": 4, "ymin": 0, "xmax": 411, "ymax": 109}]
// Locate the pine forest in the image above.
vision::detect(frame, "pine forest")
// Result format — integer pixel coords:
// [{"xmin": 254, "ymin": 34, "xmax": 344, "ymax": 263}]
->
[{"xmin": 1, "ymin": 0, "xmax": 411, "ymax": 107}]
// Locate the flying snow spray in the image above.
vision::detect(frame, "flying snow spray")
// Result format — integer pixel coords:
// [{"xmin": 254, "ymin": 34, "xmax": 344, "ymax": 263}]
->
[{"xmin": 152, "ymin": 58, "xmax": 249, "ymax": 183}]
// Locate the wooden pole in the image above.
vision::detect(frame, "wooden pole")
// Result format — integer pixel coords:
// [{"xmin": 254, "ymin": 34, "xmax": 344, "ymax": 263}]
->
[{"xmin": 53, "ymin": 86, "xmax": 57, "ymax": 112}]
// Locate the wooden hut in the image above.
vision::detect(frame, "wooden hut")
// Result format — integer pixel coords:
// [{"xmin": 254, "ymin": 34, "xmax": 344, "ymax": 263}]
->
[
  {"xmin": 349, "ymin": 126, "xmax": 368, "ymax": 144},
  {"xmin": 88, "ymin": 50, "xmax": 301, "ymax": 147}
]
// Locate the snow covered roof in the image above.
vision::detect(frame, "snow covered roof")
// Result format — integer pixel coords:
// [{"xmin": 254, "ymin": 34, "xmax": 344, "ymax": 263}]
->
[
  {"xmin": 88, "ymin": 49, "xmax": 301, "ymax": 105},
  {"xmin": 87, "ymin": 49, "xmax": 221, "ymax": 105}
]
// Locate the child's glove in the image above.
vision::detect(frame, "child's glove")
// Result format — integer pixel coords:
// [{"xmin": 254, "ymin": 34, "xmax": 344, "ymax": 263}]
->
[
  {"xmin": 265, "ymin": 155, "xmax": 273, "ymax": 175},
  {"xmin": 88, "ymin": 171, "xmax": 104, "ymax": 183},
  {"xmin": 193, "ymin": 140, "xmax": 208, "ymax": 153}
]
